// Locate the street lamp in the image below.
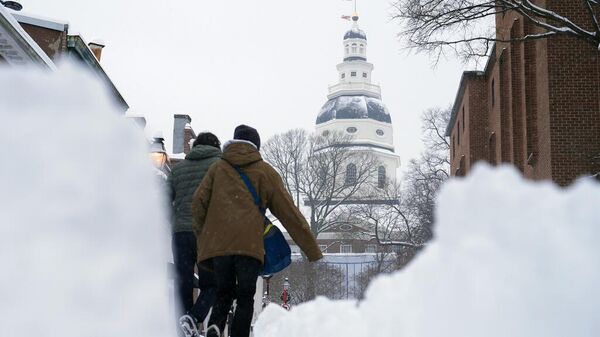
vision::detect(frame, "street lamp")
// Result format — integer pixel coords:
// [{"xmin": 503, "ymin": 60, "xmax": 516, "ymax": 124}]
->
[
  {"xmin": 150, "ymin": 133, "xmax": 168, "ymax": 171},
  {"xmin": 281, "ymin": 277, "xmax": 291, "ymax": 310},
  {"xmin": 262, "ymin": 275, "xmax": 273, "ymax": 308},
  {"xmin": 0, "ymin": 0, "xmax": 23, "ymax": 11}
]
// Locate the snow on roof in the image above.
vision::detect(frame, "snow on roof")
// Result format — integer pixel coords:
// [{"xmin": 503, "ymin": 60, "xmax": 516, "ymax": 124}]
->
[
  {"xmin": 12, "ymin": 12, "xmax": 68, "ymax": 32},
  {"xmin": 317, "ymin": 95, "xmax": 391, "ymax": 124},
  {"xmin": 0, "ymin": 6, "xmax": 56, "ymax": 69}
]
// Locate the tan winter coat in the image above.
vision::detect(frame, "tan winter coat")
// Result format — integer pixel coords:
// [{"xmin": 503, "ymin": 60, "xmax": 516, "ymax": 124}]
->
[{"xmin": 191, "ymin": 141, "xmax": 323, "ymax": 264}]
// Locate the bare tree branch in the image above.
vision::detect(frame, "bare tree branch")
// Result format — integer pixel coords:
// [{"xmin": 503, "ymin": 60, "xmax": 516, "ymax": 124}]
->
[{"xmin": 392, "ymin": 0, "xmax": 600, "ymax": 62}]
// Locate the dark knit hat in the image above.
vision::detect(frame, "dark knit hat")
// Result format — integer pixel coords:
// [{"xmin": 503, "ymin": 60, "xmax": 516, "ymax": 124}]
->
[
  {"xmin": 234, "ymin": 124, "xmax": 261, "ymax": 150},
  {"xmin": 193, "ymin": 132, "xmax": 221, "ymax": 149}
]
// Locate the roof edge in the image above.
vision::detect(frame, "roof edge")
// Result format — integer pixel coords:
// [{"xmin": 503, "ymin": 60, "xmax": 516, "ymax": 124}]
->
[{"xmin": 445, "ymin": 71, "xmax": 485, "ymax": 137}]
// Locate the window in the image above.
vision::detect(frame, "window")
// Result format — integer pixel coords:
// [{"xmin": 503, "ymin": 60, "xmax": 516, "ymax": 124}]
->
[
  {"xmin": 362, "ymin": 72, "xmax": 367, "ymax": 78},
  {"xmin": 359, "ymin": 44, "xmax": 364, "ymax": 53},
  {"xmin": 376, "ymin": 129, "xmax": 384, "ymax": 136},
  {"xmin": 341, "ymin": 244, "xmax": 352, "ymax": 254},
  {"xmin": 377, "ymin": 166, "xmax": 386, "ymax": 188},
  {"xmin": 345, "ymin": 163, "xmax": 357, "ymax": 185},
  {"xmin": 462, "ymin": 107, "xmax": 465, "ymax": 133},
  {"xmin": 457, "ymin": 121, "xmax": 460, "ymax": 145},
  {"xmin": 366, "ymin": 244, "xmax": 377, "ymax": 253},
  {"xmin": 351, "ymin": 43, "xmax": 357, "ymax": 53},
  {"xmin": 346, "ymin": 126, "xmax": 357, "ymax": 133},
  {"xmin": 319, "ymin": 244, "xmax": 327, "ymax": 253},
  {"xmin": 341, "ymin": 73, "xmax": 345, "ymax": 79},
  {"xmin": 345, "ymin": 44, "xmax": 349, "ymax": 54},
  {"xmin": 351, "ymin": 71, "xmax": 357, "ymax": 77}
]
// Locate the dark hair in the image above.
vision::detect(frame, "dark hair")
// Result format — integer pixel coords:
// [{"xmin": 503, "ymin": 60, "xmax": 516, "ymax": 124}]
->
[{"xmin": 193, "ymin": 132, "xmax": 221, "ymax": 149}]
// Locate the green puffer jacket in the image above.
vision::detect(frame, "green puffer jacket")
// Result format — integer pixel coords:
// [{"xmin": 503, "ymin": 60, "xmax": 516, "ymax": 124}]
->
[{"xmin": 168, "ymin": 145, "xmax": 222, "ymax": 233}]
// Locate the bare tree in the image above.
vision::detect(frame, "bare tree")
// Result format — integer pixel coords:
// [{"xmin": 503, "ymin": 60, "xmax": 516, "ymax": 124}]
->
[
  {"xmin": 392, "ymin": 0, "xmax": 600, "ymax": 62},
  {"xmin": 263, "ymin": 130, "xmax": 379, "ymax": 237},
  {"xmin": 351, "ymin": 107, "xmax": 451, "ymax": 287},
  {"xmin": 262, "ymin": 129, "xmax": 307, "ymax": 209}
]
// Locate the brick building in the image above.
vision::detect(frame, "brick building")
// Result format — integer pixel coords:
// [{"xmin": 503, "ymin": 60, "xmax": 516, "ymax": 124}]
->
[
  {"xmin": 0, "ymin": 6, "xmax": 128, "ymax": 112},
  {"xmin": 446, "ymin": 2, "xmax": 600, "ymax": 186}
]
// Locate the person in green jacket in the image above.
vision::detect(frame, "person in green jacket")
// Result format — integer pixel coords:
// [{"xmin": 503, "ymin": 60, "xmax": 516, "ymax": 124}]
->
[{"xmin": 168, "ymin": 132, "xmax": 222, "ymax": 337}]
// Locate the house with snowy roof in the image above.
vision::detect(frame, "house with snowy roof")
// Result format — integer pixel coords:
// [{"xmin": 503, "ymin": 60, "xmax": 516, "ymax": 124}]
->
[{"xmin": 0, "ymin": 4, "xmax": 128, "ymax": 112}]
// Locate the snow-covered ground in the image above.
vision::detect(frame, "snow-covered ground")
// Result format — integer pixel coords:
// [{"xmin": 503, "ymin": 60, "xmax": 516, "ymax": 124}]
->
[
  {"xmin": 255, "ymin": 165, "xmax": 600, "ymax": 337},
  {"xmin": 0, "ymin": 66, "xmax": 173, "ymax": 337},
  {"xmin": 3, "ymin": 65, "xmax": 599, "ymax": 337}
]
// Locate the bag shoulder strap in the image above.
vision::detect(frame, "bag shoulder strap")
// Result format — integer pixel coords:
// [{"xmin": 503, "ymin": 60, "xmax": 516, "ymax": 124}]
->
[{"xmin": 225, "ymin": 160, "xmax": 266, "ymax": 216}]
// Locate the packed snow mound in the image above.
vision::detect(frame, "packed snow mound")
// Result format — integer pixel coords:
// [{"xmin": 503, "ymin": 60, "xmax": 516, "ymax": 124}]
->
[
  {"xmin": 0, "ymin": 66, "xmax": 173, "ymax": 337},
  {"xmin": 255, "ymin": 164, "xmax": 600, "ymax": 337}
]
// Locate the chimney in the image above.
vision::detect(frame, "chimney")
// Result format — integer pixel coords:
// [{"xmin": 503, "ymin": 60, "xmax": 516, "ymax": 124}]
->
[
  {"xmin": 173, "ymin": 114, "xmax": 192, "ymax": 154},
  {"xmin": 183, "ymin": 124, "xmax": 197, "ymax": 154},
  {"xmin": 88, "ymin": 39, "xmax": 105, "ymax": 62}
]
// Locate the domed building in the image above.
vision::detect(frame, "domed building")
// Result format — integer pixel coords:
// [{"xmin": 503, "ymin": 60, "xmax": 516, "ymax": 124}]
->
[{"xmin": 316, "ymin": 13, "xmax": 400, "ymax": 186}]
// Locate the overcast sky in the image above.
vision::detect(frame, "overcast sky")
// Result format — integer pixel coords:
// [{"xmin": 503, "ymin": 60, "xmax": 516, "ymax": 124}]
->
[{"xmin": 22, "ymin": 0, "xmax": 466, "ymax": 174}]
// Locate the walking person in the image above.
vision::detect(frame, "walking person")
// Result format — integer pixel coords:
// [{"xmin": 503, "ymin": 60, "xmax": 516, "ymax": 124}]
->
[
  {"xmin": 191, "ymin": 125, "xmax": 323, "ymax": 337},
  {"xmin": 168, "ymin": 132, "xmax": 222, "ymax": 337}
]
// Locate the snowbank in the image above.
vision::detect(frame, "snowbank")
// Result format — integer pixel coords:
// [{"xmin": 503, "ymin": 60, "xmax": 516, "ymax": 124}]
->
[
  {"xmin": 255, "ymin": 165, "xmax": 600, "ymax": 337},
  {"xmin": 0, "ymin": 66, "xmax": 173, "ymax": 337}
]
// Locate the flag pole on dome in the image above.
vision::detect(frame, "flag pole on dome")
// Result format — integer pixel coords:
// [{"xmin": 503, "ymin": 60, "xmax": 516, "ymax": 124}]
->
[{"xmin": 341, "ymin": 0, "xmax": 357, "ymax": 20}]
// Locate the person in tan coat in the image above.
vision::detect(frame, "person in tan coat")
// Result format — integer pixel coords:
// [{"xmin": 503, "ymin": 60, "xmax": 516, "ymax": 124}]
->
[{"xmin": 191, "ymin": 125, "xmax": 322, "ymax": 337}]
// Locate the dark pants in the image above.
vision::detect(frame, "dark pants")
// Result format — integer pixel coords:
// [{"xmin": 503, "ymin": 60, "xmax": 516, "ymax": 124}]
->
[
  {"xmin": 207, "ymin": 255, "xmax": 262, "ymax": 337},
  {"xmin": 172, "ymin": 232, "xmax": 217, "ymax": 323}
]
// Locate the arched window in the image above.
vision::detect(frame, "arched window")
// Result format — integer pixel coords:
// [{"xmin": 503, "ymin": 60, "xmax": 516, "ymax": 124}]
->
[
  {"xmin": 345, "ymin": 163, "xmax": 357, "ymax": 185},
  {"xmin": 377, "ymin": 166, "xmax": 386, "ymax": 188},
  {"xmin": 359, "ymin": 44, "xmax": 364, "ymax": 53},
  {"xmin": 351, "ymin": 43, "xmax": 357, "ymax": 53},
  {"xmin": 345, "ymin": 44, "xmax": 349, "ymax": 54}
]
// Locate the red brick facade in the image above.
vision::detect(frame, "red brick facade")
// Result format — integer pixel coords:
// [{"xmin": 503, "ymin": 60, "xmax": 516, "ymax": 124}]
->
[{"xmin": 447, "ymin": 1, "xmax": 600, "ymax": 186}]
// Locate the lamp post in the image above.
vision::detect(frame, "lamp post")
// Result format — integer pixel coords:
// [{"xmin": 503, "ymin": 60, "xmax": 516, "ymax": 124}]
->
[
  {"xmin": 150, "ymin": 133, "xmax": 169, "ymax": 174},
  {"xmin": 281, "ymin": 277, "xmax": 291, "ymax": 310},
  {"xmin": 0, "ymin": 0, "xmax": 23, "ymax": 11},
  {"xmin": 262, "ymin": 275, "xmax": 273, "ymax": 308}
]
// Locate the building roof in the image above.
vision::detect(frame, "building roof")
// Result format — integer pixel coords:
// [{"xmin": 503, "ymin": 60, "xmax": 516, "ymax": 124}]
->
[
  {"xmin": 66, "ymin": 34, "xmax": 129, "ymax": 111},
  {"xmin": 12, "ymin": 12, "xmax": 68, "ymax": 32},
  {"xmin": 445, "ymin": 71, "xmax": 485, "ymax": 136},
  {"xmin": 0, "ymin": 6, "xmax": 55, "ymax": 69},
  {"xmin": 446, "ymin": 45, "xmax": 497, "ymax": 137},
  {"xmin": 344, "ymin": 27, "xmax": 366, "ymax": 40},
  {"xmin": 317, "ymin": 95, "xmax": 391, "ymax": 124}
]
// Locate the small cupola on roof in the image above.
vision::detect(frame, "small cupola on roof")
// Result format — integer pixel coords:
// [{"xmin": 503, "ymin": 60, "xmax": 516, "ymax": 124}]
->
[
  {"xmin": 344, "ymin": 14, "xmax": 366, "ymax": 40},
  {"xmin": 343, "ymin": 13, "xmax": 367, "ymax": 62}
]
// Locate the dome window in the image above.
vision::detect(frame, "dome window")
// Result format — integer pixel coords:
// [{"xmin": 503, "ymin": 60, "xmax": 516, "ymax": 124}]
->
[
  {"xmin": 341, "ymin": 73, "xmax": 345, "ymax": 79},
  {"xmin": 377, "ymin": 166, "xmax": 386, "ymax": 188},
  {"xmin": 346, "ymin": 126, "xmax": 357, "ymax": 134},
  {"xmin": 359, "ymin": 44, "xmax": 364, "ymax": 53},
  {"xmin": 352, "ymin": 43, "xmax": 357, "ymax": 53},
  {"xmin": 345, "ymin": 45, "xmax": 349, "ymax": 54},
  {"xmin": 345, "ymin": 163, "xmax": 357, "ymax": 185},
  {"xmin": 362, "ymin": 72, "xmax": 368, "ymax": 78},
  {"xmin": 351, "ymin": 71, "xmax": 357, "ymax": 77},
  {"xmin": 376, "ymin": 129, "xmax": 384, "ymax": 136}
]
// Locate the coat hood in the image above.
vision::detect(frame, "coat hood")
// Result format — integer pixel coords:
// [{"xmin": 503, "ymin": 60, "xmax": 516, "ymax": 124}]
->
[
  {"xmin": 222, "ymin": 140, "xmax": 262, "ymax": 166},
  {"xmin": 185, "ymin": 144, "xmax": 222, "ymax": 161}
]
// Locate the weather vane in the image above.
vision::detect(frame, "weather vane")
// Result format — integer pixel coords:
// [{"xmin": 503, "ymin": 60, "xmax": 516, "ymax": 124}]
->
[{"xmin": 341, "ymin": 0, "xmax": 358, "ymax": 21}]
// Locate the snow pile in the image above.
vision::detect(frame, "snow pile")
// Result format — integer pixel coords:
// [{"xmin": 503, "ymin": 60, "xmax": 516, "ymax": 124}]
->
[
  {"xmin": 0, "ymin": 66, "xmax": 173, "ymax": 337},
  {"xmin": 255, "ymin": 165, "xmax": 600, "ymax": 337}
]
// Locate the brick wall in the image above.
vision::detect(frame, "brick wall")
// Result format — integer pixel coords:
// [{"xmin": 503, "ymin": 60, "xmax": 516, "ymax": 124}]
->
[{"xmin": 448, "ymin": 1, "xmax": 600, "ymax": 186}]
